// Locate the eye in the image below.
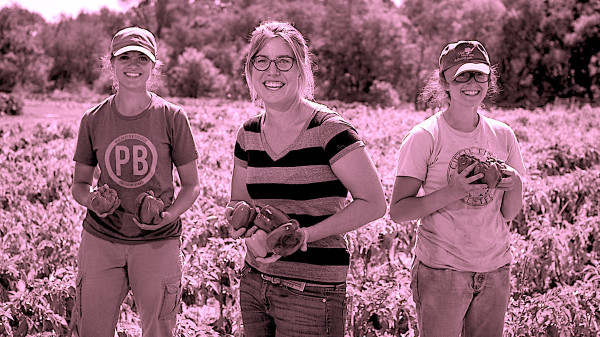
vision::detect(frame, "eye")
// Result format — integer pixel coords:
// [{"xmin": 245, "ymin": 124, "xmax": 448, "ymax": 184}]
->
[
  {"xmin": 276, "ymin": 57, "xmax": 292, "ymax": 66},
  {"xmin": 117, "ymin": 55, "xmax": 130, "ymax": 61},
  {"xmin": 254, "ymin": 56, "xmax": 269, "ymax": 65},
  {"xmin": 138, "ymin": 55, "xmax": 150, "ymax": 62},
  {"xmin": 456, "ymin": 73, "xmax": 470, "ymax": 81},
  {"xmin": 475, "ymin": 73, "xmax": 489, "ymax": 82}
]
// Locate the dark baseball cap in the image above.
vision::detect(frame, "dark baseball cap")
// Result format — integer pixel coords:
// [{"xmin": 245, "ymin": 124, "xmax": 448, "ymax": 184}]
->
[
  {"xmin": 439, "ymin": 40, "xmax": 490, "ymax": 82},
  {"xmin": 110, "ymin": 27, "xmax": 157, "ymax": 62}
]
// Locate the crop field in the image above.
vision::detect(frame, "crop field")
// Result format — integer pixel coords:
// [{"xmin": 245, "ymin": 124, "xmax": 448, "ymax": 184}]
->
[{"xmin": 1, "ymin": 97, "xmax": 599, "ymax": 336}]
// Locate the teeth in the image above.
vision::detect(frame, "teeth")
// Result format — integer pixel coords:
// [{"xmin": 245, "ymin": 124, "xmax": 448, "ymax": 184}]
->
[
  {"xmin": 463, "ymin": 90, "xmax": 479, "ymax": 96},
  {"xmin": 264, "ymin": 81, "xmax": 284, "ymax": 89},
  {"xmin": 126, "ymin": 72, "xmax": 141, "ymax": 77}
]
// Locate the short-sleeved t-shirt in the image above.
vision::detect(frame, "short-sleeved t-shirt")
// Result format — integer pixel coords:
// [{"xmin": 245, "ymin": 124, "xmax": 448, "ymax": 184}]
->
[
  {"xmin": 396, "ymin": 112, "xmax": 526, "ymax": 272},
  {"xmin": 73, "ymin": 93, "xmax": 198, "ymax": 244},
  {"xmin": 234, "ymin": 103, "xmax": 364, "ymax": 283}
]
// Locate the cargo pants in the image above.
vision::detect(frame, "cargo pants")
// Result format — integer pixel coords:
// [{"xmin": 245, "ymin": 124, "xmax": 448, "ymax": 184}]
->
[{"xmin": 72, "ymin": 230, "xmax": 182, "ymax": 337}]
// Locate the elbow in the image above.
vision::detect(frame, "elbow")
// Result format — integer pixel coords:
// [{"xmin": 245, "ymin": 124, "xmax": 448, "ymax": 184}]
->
[
  {"xmin": 389, "ymin": 203, "xmax": 410, "ymax": 224},
  {"xmin": 374, "ymin": 198, "xmax": 387, "ymax": 221},
  {"xmin": 192, "ymin": 183, "xmax": 201, "ymax": 201},
  {"xmin": 369, "ymin": 194, "xmax": 388, "ymax": 222},
  {"xmin": 389, "ymin": 206, "xmax": 402, "ymax": 223}
]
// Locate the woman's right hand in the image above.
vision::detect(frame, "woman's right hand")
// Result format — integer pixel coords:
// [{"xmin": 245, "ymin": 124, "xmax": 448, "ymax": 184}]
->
[
  {"xmin": 448, "ymin": 162, "xmax": 487, "ymax": 198},
  {"xmin": 225, "ymin": 202, "xmax": 258, "ymax": 239},
  {"xmin": 86, "ymin": 187, "xmax": 120, "ymax": 218}
]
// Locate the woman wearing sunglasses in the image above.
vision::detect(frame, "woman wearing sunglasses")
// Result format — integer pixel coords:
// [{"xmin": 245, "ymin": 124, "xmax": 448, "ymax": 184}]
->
[
  {"xmin": 224, "ymin": 20, "xmax": 386, "ymax": 336},
  {"xmin": 389, "ymin": 40, "xmax": 525, "ymax": 337}
]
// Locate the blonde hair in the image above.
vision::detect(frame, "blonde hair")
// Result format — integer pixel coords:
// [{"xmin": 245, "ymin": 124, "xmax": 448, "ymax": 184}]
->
[{"xmin": 244, "ymin": 20, "xmax": 315, "ymax": 103}]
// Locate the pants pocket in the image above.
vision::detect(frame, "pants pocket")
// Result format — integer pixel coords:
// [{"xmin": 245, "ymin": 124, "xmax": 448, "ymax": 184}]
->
[
  {"xmin": 158, "ymin": 276, "xmax": 181, "ymax": 320},
  {"xmin": 410, "ymin": 261, "xmax": 421, "ymax": 306},
  {"xmin": 69, "ymin": 274, "xmax": 83, "ymax": 335}
]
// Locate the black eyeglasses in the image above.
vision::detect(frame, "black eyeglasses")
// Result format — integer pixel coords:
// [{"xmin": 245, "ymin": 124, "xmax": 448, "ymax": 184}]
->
[
  {"xmin": 251, "ymin": 56, "xmax": 295, "ymax": 72},
  {"xmin": 454, "ymin": 72, "xmax": 489, "ymax": 83}
]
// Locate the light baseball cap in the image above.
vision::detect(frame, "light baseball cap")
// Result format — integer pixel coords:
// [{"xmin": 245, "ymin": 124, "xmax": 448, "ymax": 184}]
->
[
  {"xmin": 439, "ymin": 40, "xmax": 490, "ymax": 82},
  {"xmin": 110, "ymin": 27, "xmax": 157, "ymax": 62}
]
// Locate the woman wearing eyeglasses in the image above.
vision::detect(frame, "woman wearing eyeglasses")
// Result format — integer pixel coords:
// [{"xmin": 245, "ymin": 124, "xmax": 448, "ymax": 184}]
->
[
  {"xmin": 224, "ymin": 20, "xmax": 386, "ymax": 336},
  {"xmin": 389, "ymin": 40, "xmax": 525, "ymax": 337}
]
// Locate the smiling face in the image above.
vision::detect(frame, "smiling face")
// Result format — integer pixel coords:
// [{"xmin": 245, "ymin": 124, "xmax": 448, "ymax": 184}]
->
[
  {"xmin": 111, "ymin": 51, "xmax": 154, "ymax": 92},
  {"xmin": 444, "ymin": 69, "xmax": 489, "ymax": 108},
  {"xmin": 249, "ymin": 37, "xmax": 302, "ymax": 111}
]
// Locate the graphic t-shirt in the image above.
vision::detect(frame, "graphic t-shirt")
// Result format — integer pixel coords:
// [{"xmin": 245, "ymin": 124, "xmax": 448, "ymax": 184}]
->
[
  {"xmin": 396, "ymin": 112, "xmax": 526, "ymax": 272},
  {"xmin": 234, "ymin": 104, "xmax": 364, "ymax": 283},
  {"xmin": 73, "ymin": 93, "xmax": 198, "ymax": 244}
]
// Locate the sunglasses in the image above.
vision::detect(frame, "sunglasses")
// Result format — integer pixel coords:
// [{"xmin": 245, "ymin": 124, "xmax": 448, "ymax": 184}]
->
[{"xmin": 454, "ymin": 71, "xmax": 489, "ymax": 83}]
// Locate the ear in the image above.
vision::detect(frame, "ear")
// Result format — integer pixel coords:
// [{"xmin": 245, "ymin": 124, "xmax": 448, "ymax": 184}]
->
[{"xmin": 441, "ymin": 77, "xmax": 450, "ymax": 91}]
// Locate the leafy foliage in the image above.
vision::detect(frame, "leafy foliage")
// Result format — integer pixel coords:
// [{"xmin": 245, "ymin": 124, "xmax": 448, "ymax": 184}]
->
[
  {"xmin": 2, "ymin": 0, "xmax": 600, "ymax": 107},
  {"xmin": 167, "ymin": 48, "xmax": 227, "ymax": 98},
  {"xmin": 1, "ymin": 98, "xmax": 599, "ymax": 336}
]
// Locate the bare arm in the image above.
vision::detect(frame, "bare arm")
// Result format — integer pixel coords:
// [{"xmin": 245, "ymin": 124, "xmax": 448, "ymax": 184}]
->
[
  {"xmin": 497, "ymin": 165, "xmax": 524, "ymax": 221},
  {"xmin": 137, "ymin": 160, "xmax": 201, "ymax": 229},
  {"xmin": 224, "ymin": 162, "xmax": 256, "ymax": 238},
  {"xmin": 302, "ymin": 147, "xmax": 387, "ymax": 243},
  {"xmin": 389, "ymin": 162, "xmax": 485, "ymax": 223},
  {"xmin": 167, "ymin": 160, "xmax": 201, "ymax": 218},
  {"xmin": 71, "ymin": 162, "xmax": 96, "ymax": 209}
]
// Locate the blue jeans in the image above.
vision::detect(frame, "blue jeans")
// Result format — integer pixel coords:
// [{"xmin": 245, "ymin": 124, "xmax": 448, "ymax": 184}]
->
[
  {"xmin": 239, "ymin": 264, "xmax": 347, "ymax": 337},
  {"xmin": 410, "ymin": 260, "xmax": 510, "ymax": 337},
  {"xmin": 72, "ymin": 230, "xmax": 182, "ymax": 337}
]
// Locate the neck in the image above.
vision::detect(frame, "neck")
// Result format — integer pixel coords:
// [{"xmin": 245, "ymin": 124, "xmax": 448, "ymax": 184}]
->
[
  {"xmin": 443, "ymin": 104, "xmax": 480, "ymax": 132},
  {"xmin": 263, "ymin": 97, "xmax": 311, "ymax": 128},
  {"xmin": 115, "ymin": 89, "xmax": 152, "ymax": 116}
]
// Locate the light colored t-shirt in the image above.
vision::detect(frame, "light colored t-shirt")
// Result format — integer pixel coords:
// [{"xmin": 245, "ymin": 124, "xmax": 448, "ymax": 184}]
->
[
  {"xmin": 73, "ymin": 93, "xmax": 198, "ymax": 244},
  {"xmin": 396, "ymin": 111, "xmax": 526, "ymax": 272}
]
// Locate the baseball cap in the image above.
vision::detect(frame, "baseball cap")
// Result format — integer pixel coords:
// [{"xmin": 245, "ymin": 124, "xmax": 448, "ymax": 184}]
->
[
  {"xmin": 439, "ymin": 40, "xmax": 490, "ymax": 82},
  {"xmin": 110, "ymin": 27, "xmax": 157, "ymax": 62}
]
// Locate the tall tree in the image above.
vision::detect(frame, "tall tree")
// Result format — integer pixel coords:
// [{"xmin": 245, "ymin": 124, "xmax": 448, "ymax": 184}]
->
[
  {"xmin": 0, "ymin": 5, "xmax": 50, "ymax": 92},
  {"xmin": 565, "ymin": 0, "xmax": 600, "ymax": 102}
]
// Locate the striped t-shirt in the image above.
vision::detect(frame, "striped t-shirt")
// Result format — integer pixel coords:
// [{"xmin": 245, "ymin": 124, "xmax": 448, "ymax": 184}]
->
[{"xmin": 234, "ymin": 104, "xmax": 364, "ymax": 283}]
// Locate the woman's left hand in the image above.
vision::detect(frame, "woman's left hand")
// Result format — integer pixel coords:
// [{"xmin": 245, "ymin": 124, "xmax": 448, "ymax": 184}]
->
[
  {"xmin": 496, "ymin": 165, "xmax": 522, "ymax": 191},
  {"xmin": 255, "ymin": 227, "xmax": 309, "ymax": 264},
  {"xmin": 133, "ymin": 210, "xmax": 177, "ymax": 230}
]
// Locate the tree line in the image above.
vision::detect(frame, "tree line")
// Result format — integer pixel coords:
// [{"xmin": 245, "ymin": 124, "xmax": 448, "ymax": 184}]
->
[{"xmin": 1, "ymin": 0, "xmax": 599, "ymax": 108}]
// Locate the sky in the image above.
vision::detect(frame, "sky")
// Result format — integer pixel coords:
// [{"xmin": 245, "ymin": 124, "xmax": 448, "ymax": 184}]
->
[
  {"xmin": 0, "ymin": 0, "xmax": 132, "ymax": 22},
  {"xmin": 1, "ymin": 0, "xmax": 403, "ymax": 22}
]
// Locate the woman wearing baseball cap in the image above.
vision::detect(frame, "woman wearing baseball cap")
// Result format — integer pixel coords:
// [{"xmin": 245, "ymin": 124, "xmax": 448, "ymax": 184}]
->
[
  {"xmin": 390, "ymin": 40, "xmax": 526, "ymax": 336},
  {"xmin": 70, "ymin": 27, "xmax": 200, "ymax": 336}
]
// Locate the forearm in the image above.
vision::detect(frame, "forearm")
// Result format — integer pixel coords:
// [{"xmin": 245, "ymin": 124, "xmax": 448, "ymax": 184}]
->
[
  {"xmin": 167, "ymin": 184, "xmax": 200, "ymax": 218},
  {"xmin": 303, "ymin": 197, "xmax": 386, "ymax": 243},
  {"xmin": 390, "ymin": 186, "xmax": 459, "ymax": 223},
  {"xmin": 72, "ymin": 183, "xmax": 93, "ymax": 208},
  {"xmin": 501, "ymin": 185, "xmax": 523, "ymax": 221}
]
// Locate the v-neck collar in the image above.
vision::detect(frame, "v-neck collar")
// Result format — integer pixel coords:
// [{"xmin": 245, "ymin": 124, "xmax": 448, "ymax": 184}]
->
[{"xmin": 259, "ymin": 107, "xmax": 318, "ymax": 161}]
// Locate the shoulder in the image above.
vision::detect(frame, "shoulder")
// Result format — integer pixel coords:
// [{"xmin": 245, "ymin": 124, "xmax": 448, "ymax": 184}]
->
[
  {"xmin": 480, "ymin": 114, "xmax": 517, "ymax": 138},
  {"xmin": 481, "ymin": 114, "xmax": 511, "ymax": 129},
  {"xmin": 406, "ymin": 112, "xmax": 442, "ymax": 139},
  {"xmin": 240, "ymin": 113, "xmax": 262, "ymax": 133},
  {"xmin": 308, "ymin": 102, "xmax": 356, "ymax": 131},
  {"xmin": 80, "ymin": 96, "xmax": 112, "ymax": 123},
  {"xmin": 150, "ymin": 93, "xmax": 186, "ymax": 116}
]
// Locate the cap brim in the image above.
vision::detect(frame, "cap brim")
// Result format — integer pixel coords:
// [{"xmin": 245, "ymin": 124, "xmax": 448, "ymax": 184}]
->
[
  {"xmin": 445, "ymin": 63, "xmax": 490, "ymax": 82},
  {"xmin": 113, "ymin": 46, "xmax": 156, "ymax": 62}
]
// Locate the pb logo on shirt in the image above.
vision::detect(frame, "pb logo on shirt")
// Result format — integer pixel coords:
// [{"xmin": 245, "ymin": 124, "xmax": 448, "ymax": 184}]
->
[{"xmin": 104, "ymin": 134, "xmax": 158, "ymax": 188}]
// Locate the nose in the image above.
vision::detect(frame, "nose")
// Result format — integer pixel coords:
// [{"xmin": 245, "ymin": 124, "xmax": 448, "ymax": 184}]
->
[{"xmin": 265, "ymin": 61, "xmax": 280, "ymax": 74}]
